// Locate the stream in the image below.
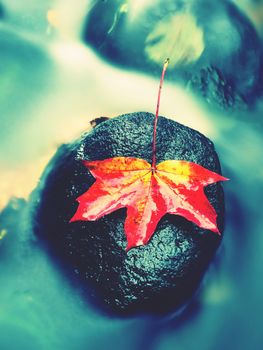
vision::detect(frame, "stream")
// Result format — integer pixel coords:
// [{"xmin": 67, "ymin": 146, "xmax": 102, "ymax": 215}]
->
[{"xmin": 0, "ymin": 1, "xmax": 263, "ymax": 349}]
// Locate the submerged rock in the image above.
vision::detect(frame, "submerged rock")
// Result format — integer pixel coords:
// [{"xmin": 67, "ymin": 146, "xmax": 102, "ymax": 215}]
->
[
  {"xmin": 30, "ymin": 112, "xmax": 225, "ymax": 315},
  {"xmin": 187, "ymin": 66, "xmax": 247, "ymax": 110},
  {"xmin": 83, "ymin": 0, "xmax": 263, "ymax": 109},
  {"xmin": 0, "ymin": 198, "xmax": 27, "ymax": 252}
]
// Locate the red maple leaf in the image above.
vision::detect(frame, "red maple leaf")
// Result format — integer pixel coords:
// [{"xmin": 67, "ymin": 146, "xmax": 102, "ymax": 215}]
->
[
  {"xmin": 70, "ymin": 157, "xmax": 227, "ymax": 250},
  {"xmin": 70, "ymin": 59, "xmax": 228, "ymax": 250}
]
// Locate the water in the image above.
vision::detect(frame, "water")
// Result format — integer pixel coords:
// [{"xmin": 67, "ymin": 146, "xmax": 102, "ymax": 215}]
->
[{"xmin": 1, "ymin": 1, "xmax": 263, "ymax": 349}]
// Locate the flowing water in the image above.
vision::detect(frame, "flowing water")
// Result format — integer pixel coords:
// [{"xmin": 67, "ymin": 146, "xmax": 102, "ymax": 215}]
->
[{"xmin": 0, "ymin": 1, "xmax": 263, "ymax": 349}]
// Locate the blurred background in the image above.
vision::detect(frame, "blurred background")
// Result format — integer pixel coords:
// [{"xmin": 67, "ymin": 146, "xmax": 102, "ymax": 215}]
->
[{"xmin": 0, "ymin": 1, "xmax": 263, "ymax": 349}]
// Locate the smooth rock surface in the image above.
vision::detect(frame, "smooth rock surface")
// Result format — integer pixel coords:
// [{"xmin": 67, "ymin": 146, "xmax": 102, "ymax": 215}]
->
[
  {"xmin": 30, "ymin": 112, "xmax": 225, "ymax": 315},
  {"xmin": 83, "ymin": 0, "xmax": 263, "ymax": 109}
]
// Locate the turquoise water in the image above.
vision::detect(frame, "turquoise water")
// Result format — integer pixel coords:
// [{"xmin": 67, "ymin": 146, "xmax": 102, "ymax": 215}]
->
[{"xmin": 1, "ymin": 1, "xmax": 263, "ymax": 349}]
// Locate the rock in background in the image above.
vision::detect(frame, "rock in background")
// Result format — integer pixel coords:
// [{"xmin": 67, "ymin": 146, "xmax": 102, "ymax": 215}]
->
[{"xmin": 83, "ymin": 0, "xmax": 263, "ymax": 109}]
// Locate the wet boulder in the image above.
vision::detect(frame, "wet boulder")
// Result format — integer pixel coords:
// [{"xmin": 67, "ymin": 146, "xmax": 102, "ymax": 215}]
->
[
  {"xmin": 30, "ymin": 112, "xmax": 225, "ymax": 315},
  {"xmin": 0, "ymin": 198, "xmax": 27, "ymax": 254},
  {"xmin": 83, "ymin": 0, "xmax": 263, "ymax": 109}
]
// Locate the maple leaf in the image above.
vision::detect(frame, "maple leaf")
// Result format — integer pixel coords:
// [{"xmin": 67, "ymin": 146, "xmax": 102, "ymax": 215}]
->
[
  {"xmin": 70, "ymin": 59, "xmax": 228, "ymax": 251},
  {"xmin": 70, "ymin": 157, "xmax": 227, "ymax": 250}
]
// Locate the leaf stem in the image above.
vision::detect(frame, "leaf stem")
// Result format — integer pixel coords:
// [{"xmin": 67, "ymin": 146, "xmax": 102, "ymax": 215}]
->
[{"xmin": 151, "ymin": 58, "xmax": 169, "ymax": 169}]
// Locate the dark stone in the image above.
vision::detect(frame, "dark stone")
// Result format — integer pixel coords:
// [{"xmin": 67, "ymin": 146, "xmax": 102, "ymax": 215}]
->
[
  {"xmin": 0, "ymin": 198, "xmax": 27, "ymax": 252},
  {"xmin": 82, "ymin": 0, "xmax": 263, "ymax": 108},
  {"xmin": 187, "ymin": 66, "xmax": 247, "ymax": 110},
  {"xmin": 30, "ymin": 112, "xmax": 225, "ymax": 315}
]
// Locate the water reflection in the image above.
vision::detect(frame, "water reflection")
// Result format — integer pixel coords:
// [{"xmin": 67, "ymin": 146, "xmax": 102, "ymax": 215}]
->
[{"xmin": 0, "ymin": 1, "xmax": 263, "ymax": 349}]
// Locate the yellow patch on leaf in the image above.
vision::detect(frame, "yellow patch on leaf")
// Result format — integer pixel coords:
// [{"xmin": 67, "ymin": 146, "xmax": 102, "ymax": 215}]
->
[{"xmin": 70, "ymin": 157, "xmax": 227, "ymax": 250}]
